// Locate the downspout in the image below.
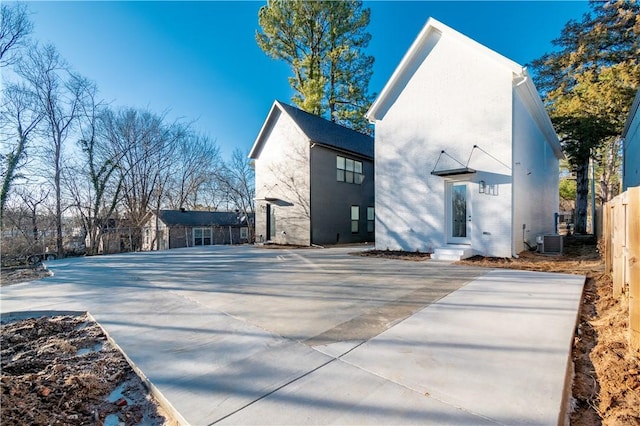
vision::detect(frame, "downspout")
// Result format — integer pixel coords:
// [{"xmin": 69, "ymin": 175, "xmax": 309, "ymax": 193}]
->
[{"xmin": 511, "ymin": 70, "xmax": 527, "ymax": 258}]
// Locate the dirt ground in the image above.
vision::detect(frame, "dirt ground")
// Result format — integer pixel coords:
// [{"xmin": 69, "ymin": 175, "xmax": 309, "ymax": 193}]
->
[
  {"xmin": 1, "ymin": 264, "xmax": 51, "ymax": 287},
  {"xmin": 2, "ymin": 239, "xmax": 638, "ymax": 425},
  {"xmin": 458, "ymin": 236, "xmax": 640, "ymax": 425},
  {"xmin": 1, "ymin": 313, "xmax": 173, "ymax": 425}
]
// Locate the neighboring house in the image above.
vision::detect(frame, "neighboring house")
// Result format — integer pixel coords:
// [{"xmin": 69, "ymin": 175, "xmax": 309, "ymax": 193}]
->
[
  {"xmin": 366, "ymin": 18, "xmax": 563, "ymax": 259},
  {"xmin": 142, "ymin": 210, "xmax": 252, "ymax": 251},
  {"xmin": 622, "ymin": 88, "xmax": 640, "ymax": 191},
  {"xmin": 249, "ymin": 100, "xmax": 374, "ymax": 246},
  {"xmin": 93, "ymin": 218, "xmax": 136, "ymax": 255}
]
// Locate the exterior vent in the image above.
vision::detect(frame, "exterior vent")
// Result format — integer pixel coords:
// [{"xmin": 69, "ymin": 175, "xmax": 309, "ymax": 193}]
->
[{"xmin": 537, "ymin": 234, "xmax": 563, "ymax": 254}]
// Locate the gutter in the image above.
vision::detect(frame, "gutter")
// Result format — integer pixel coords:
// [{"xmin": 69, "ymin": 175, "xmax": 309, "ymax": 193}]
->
[{"xmin": 309, "ymin": 140, "xmax": 374, "ymax": 161}]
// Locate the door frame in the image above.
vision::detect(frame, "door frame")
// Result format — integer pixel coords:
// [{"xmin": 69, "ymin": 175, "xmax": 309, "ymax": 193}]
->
[{"xmin": 445, "ymin": 180, "xmax": 472, "ymax": 245}]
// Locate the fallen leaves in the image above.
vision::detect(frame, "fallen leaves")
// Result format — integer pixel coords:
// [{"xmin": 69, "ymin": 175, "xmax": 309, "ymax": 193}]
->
[{"xmin": 1, "ymin": 314, "xmax": 168, "ymax": 425}]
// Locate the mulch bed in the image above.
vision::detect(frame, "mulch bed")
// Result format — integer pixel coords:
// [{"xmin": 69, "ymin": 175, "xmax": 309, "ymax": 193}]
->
[{"xmin": 1, "ymin": 313, "xmax": 170, "ymax": 425}]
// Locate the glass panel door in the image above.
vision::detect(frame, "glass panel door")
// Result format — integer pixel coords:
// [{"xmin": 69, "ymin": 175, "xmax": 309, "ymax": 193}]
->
[{"xmin": 447, "ymin": 182, "xmax": 471, "ymax": 244}]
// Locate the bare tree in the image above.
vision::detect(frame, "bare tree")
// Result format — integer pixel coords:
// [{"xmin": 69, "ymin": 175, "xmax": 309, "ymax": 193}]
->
[
  {"xmin": 164, "ymin": 133, "xmax": 221, "ymax": 210},
  {"xmin": 0, "ymin": 186, "xmax": 54, "ymax": 263},
  {"xmin": 216, "ymin": 148, "xmax": 255, "ymax": 239},
  {"xmin": 0, "ymin": 2, "xmax": 32, "ymax": 67},
  {"xmin": 104, "ymin": 107, "xmax": 186, "ymax": 250},
  {"xmin": 17, "ymin": 43, "xmax": 90, "ymax": 257},
  {"xmin": 595, "ymin": 136, "xmax": 623, "ymax": 204},
  {"xmin": 65, "ymin": 89, "xmax": 127, "ymax": 255},
  {"xmin": 0, "ymin": 80, "xmax": 44, "ymax": 222}
]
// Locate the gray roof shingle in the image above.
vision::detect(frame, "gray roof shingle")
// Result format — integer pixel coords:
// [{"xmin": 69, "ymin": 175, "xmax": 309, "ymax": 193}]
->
[
  {"xmin": 157, "ymin": 210, "xmax": 250, "ymax": 227},
  {"xmin": 277, "ymin": 101, "xmax": 374, "ymax": 159}
]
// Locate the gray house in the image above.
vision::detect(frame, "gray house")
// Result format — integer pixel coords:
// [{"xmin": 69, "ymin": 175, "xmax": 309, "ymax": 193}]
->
[
  {"xmin": 142, "ymin": 210, "xmax": 252, "ymax": 251},
  {"xmin": 622, "ymin": 88, "xmax": 640, "ymax": 190},
  {"xmin": 250, "ymin": 100, "xmax": 374, "ymax": 246}
]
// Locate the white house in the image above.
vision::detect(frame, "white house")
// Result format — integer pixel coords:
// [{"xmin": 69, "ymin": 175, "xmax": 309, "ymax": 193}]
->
[
  {"xmin": 250, "ymin": 101, "xmax": 374, "ymax": 246},
  {"xmin": 622, "ymin": 88, "xmax": 640, "ymax": 190},
  {"xmin": 366, "ymin": 18, "xmax": 563, "ymax": 259}
]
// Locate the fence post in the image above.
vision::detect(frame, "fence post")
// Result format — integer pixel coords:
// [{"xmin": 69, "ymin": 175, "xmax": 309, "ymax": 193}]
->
[
  {"xmin": 604, "ymin": 201, "xmax": 612, "ymax": 274},
  {"xmin": 628, "ymin": 187, "xmax": 640, "ymax": 355},
  {"xmin": 612, "ymin": 195, "xmax": 626, "ymax": 297}
]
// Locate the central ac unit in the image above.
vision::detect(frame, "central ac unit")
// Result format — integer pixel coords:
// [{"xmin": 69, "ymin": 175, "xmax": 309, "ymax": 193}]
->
[{"xmin": 537, "ymin": 234, "xmax": 563, "ymax": 254}]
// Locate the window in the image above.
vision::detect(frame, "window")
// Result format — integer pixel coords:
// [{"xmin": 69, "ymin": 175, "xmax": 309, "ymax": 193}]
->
[
  {"xmin": 337, "ymin": 155, "xmax": 364, "ymax": 184},
  {"xmin": 240, "ymin": 227, "xmax": 248, "ymax": 240},
  {"xmin": 269, "ymin": 208, "xmax": 276, "ymax": 239},
  {"xmin": 351, "ymin": 205, "xmax": 359, "ymax": 233},
  {"xmin": 367, "ymin": 207, "xmax": 374, "ymax": 233},
  {"xmin": 193, "ymin": 228, "xmax": 212, "ymax": 246}
]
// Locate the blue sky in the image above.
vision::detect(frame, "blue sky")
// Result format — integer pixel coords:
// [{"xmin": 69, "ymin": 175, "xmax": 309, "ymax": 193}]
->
[{"xmin": 25, "ymin": 1, "xmax": 591, "ymax": 158}]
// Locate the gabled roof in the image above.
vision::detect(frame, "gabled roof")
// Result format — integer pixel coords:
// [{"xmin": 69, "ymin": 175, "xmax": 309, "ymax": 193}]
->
[
  {"xmin": 365, "ymin": 17, "xmax": 563, "ymax": 159},
  {"xmin": 155, "ymin": 210, "xmax": 250, "ymax": 227},
  {"xmin": 249, "ymin": 100, "xmax": 374, "ymax": 160}
]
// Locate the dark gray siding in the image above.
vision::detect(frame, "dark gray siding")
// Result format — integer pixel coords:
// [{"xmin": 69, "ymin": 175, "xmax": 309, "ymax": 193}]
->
[{"xmin": 310, "ymin": 145, "xmax": 374, "ymax": 245}]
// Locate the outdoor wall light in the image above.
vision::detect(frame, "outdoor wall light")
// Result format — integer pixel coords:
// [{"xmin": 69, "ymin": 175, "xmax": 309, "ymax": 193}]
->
[{"xmin": 479, "ymin": 180, "xmax": 486, "ymax": 194}]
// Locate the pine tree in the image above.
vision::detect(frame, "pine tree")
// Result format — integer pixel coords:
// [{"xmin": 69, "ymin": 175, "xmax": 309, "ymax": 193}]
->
[
  {"xmin": 256, "ymin": 0, "xmax": 375, "ymax": 134},
  {"xmin": 531, "ymin": 0, "xmax": 640, "ymax": 234}
]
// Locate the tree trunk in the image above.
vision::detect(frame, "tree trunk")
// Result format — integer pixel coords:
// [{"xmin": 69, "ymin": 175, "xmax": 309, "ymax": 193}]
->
[
  {"xmin": 574, "ymin": 160, "xmax": 589, "ymax": 234},
  {"xmin": 54, "ymin": 135, "xmax": 63, "ymax": 258}
]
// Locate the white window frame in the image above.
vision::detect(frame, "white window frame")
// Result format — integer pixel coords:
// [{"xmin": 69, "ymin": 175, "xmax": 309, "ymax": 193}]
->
[
  {"xmin": 351, "ymin": 205, "xmax": 360, "ymax": 233},
  {"xmin": 193, "ymin": 227, "xmax": 212, "ymax": 246}
]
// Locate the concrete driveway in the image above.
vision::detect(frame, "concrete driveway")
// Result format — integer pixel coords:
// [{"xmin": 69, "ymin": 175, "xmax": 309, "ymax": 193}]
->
[{"xmin": 1, "ymin": 245, "xmax": 585, "ymax": 425}]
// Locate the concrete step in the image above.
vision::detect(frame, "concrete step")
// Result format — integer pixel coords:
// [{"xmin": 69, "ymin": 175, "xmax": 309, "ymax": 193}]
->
[{"xmin": 431, "ymin": 246, "xmax": 473, "ymax": 261}]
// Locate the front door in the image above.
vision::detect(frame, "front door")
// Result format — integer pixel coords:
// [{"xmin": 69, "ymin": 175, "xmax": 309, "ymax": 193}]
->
[
  {"xmin": 447, "ymin": 181, "xmax": 471, "ymax": 245},
  {"xmin": 265, "ymin": 204, "xmax": 271, "ymax": 241},
  {"xmin": 265, "ymin": 204, "xmax": 276, "ymax": 241}
]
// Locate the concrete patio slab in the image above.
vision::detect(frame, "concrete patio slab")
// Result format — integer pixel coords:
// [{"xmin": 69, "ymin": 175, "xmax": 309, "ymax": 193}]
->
[
  {"xmin": 338, "ymin": 269, "xmax": 585, "ymax": 425},
  {"xmin": 0, "ymin": 246, "xmax": 584, "ymax": 425},
  {"xmin": 218, "ymin": 358, "xmax": 497, "ymax": 425}
]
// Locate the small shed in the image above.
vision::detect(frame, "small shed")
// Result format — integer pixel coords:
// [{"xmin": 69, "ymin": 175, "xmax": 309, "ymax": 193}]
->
[{"xmin": 142, "ymin": 210, "xmax": 253, "ymax": 251}]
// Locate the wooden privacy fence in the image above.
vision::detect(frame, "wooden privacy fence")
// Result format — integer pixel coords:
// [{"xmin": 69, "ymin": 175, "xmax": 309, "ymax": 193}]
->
[{"xmin": 602, "ymin": 186, "xmax": 640, "ymax": 355}]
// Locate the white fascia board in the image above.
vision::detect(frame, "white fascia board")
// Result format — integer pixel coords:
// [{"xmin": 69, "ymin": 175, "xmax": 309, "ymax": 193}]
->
[
  {"xmin": 366, "ymin": 19, "xmax": 439, "ymax": 122},
  {"xmin": 248, "ymin": 100, "xmax": 311, "ymax": 159},
  {"xmin": 515, "ymin": 69, "xmax": 564, "ymax": 160},
  {"xmin": 366, "ymin": 17, "xmax": 523, "ymax": 122},
  {"xmin": 249, "ymin": 101, "xmax": 280, "ymax": 159}
]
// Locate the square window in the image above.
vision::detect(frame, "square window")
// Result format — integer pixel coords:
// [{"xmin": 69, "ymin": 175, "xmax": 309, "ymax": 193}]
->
[
  {"xmin": 337, "ymin": 155, "xmax": 366, "ymax": 186},
  {"xmin": 345, "ymin": 158, "xmax": 354, "ymax": 172},
  {"xmin": 345, "ymin": 171, "xmax": 354, "ymax": 183}
]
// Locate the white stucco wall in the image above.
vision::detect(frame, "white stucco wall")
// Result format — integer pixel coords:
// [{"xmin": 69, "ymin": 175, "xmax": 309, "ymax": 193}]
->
[
  {"xmin": 253, "ymin": 110, "xmax": 311, "ymax": 246},
  {"xmin": 374, "ymin": 31, "xmax": 514, "ymax": 257},
  {"xmin": 512, "ymin": 86, "xmax": 560, "ymax": 253}
]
